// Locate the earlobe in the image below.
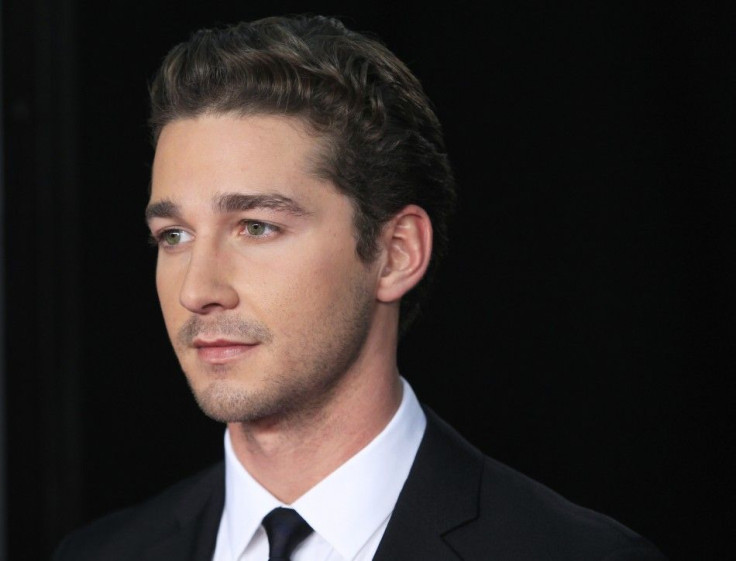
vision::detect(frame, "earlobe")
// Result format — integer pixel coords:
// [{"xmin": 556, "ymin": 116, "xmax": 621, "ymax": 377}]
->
[{"xmin": 376, "ymin": 205, "xmax": 433, "ymax": 303}]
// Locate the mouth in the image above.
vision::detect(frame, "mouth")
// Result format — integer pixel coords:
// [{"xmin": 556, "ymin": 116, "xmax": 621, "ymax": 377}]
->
[{"xmin": 192, "ymin": 338, "xmax": 258, "ymax": 364}]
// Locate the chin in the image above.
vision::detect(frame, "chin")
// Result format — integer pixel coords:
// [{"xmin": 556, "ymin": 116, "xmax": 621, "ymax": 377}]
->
[
  {"xmin": 191, "ymin": 380, "xmax": 254, "ymax": 423},
  {"xmin": 190, "ymin": 379, "xmax": 290, "ymax": 424}
]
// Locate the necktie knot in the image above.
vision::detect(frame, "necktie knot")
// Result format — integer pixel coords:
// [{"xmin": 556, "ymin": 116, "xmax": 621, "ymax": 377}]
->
[{"xmin": 262, "ymin": 507, "xmax": 313, "ymax": 561}]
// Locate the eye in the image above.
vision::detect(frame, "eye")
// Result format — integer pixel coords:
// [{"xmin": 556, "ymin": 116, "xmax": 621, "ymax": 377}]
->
[
  {"xmin": 157, "ymin": 229, "xmax": 193, "ymax": 247},
  {"xmin": 242, "ymin": 220, "xmax": 279, "ymax": 238}
]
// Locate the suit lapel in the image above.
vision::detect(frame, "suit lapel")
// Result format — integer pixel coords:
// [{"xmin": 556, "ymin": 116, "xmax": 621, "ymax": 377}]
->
[
  {"xmin": 373, "ymin": 408, "xmax": 485, "ymax": 561},
  {"xmin": 133, "ymin": 411, "xmax": 484, "ymax": 561},
  {"xmin": 142, "ymin": 463, "xmax": 225, "ymax": 561}
]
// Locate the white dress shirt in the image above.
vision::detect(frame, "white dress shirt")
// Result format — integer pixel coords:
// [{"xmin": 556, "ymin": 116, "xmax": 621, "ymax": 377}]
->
[{"xmin": 211, "ymin": 378, "xmax": 426, "ymax": 561}]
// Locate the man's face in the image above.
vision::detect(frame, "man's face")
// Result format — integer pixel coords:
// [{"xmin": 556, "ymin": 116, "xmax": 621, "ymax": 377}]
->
[{"xmin": 148, "ymin": 114, "xmax": 381, "ymax": 424}]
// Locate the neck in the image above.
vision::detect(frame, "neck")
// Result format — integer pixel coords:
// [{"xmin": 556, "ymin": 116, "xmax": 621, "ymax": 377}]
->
[
  {"xmin": 228, "ymin": 371, "xmax": 402, "ymax": 504},
  {"xmin": 227, "ymin": 311, "xmax": 403, "ymax": 503}
]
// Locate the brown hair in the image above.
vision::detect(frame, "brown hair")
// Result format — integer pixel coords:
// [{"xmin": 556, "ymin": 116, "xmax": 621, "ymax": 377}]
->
[{"xmin": 149, "ymin": 15, "xmax": 456, "ymax": 332}]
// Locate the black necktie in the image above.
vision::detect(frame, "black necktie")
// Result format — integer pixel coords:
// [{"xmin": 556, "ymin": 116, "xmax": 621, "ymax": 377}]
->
[{"xmin": 261, "ymin": 507, "xmax": 313, "ymax": 561}]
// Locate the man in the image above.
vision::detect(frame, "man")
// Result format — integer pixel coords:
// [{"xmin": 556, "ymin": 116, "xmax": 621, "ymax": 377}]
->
[{"xmin": 54, "ymin": 15, "xmax": 666, "ymax": 561}]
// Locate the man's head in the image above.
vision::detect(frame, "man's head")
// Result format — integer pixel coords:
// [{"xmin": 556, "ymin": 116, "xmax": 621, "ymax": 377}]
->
[{"xmin": 149, "ymin": 15, "xmax": 456, "ymax": 332}]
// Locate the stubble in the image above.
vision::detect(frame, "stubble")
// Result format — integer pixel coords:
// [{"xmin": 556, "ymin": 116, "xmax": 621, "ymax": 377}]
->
[{"xmin": 175, "ymin": 280, "xmax": 375, "ymax": 426}]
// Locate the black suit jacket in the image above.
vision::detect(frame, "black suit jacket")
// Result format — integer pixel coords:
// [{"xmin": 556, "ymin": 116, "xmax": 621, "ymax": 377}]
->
[{"xmin": 54, "ymin": 409, "xmax": 667, "ymax": 560}]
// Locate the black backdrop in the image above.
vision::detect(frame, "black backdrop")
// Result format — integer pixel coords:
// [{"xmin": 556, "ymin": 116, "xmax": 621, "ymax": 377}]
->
[{"xmin": 3, "ymin": 1, "xmax": 734, "ymax": 560}]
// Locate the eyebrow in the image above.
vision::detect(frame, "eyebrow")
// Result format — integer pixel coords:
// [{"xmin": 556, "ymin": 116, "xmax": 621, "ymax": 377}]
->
[
  {"xmin": 145, "ymin": 192, "xmax": 308, "ymax": 223},
  {"xmin": 145, "ymin": 199, "xmax": 179, "ymax": 222},
  {"xmin": 215, "ymin": 193, "xmax": 308, "ymax": 216}
]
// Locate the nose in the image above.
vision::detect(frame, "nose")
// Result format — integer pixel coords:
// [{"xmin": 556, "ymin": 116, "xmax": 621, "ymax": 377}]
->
[{"xmin": 178, "ymin": 244, "xmax": 239, "ymax": 314}]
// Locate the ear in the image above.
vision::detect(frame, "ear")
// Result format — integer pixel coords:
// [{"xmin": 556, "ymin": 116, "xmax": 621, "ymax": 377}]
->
[{"xmin": 376, "ymin": 204, "xmax": 433, "ymax": 303}]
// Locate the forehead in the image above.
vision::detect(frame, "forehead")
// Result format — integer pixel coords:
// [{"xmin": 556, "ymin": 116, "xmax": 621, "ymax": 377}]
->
[{"xmin": 151, "ymin": 113, "xmax": 331, "ymax": 203}]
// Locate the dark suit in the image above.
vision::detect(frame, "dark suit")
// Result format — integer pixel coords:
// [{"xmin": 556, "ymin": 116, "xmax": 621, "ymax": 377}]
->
[{"xmin": 54, "ymin": 409, "xmax": 667, "ymax": 560}]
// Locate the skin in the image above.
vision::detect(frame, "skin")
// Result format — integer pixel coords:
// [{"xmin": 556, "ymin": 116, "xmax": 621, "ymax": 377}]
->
[{"xmin": 148, "ymin": 113, "xmax": 431, "ymax": 502}]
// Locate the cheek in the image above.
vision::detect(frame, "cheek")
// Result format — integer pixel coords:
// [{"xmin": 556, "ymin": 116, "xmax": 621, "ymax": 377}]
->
[
  {"xmin": 155, "ymin": 262, "xmax": 184, "ymax": 325},
  {"xmin": 155, "ymin": 267, "xmax": 173, "ymax": 306},
  {"xmin": 300, "ymin": 254, "xmax": 373, "ymax": 315},
  {"xmin": 251, "ymin": 252, "xmax": 364, "ymax": 329}
]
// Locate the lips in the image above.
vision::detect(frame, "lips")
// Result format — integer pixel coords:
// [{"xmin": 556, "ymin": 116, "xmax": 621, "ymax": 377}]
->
[{"xmin": 193, "ymin": 338, "xmax": 257, "ymax": 364}]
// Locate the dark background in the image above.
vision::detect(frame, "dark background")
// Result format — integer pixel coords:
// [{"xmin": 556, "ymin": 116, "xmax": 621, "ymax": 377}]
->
[{"xmin": 2, "ymin": 1, "xmax": 734, "ymax": 560}]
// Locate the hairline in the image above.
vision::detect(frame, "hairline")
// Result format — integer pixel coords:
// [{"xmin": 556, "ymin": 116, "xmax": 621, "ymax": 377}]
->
[{"xmin": 155, "ymin": 108, "xmax": 337, "ymax": 178}]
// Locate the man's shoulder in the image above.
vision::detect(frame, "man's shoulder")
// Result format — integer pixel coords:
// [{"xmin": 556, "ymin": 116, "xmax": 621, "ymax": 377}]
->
[
  {"xmin": 52, "ymin": 463, "xmax": 224, "ymax": 561},
  {"xmin": 473, "ymin": 453, "xmax": 666, "ymax": 560},
  {"xmin": 399, "ymin": 409, "xmax": 667, "ymax": 560}
]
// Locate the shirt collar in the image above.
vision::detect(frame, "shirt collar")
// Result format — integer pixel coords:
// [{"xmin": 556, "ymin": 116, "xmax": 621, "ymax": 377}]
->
[
  {"xmin": 222, "ymin": 377, "xmax": 426, "ymax": 560},
  {"xmin": 223, "ymin": 434, "xmax": 281, "ymax": 559}
]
